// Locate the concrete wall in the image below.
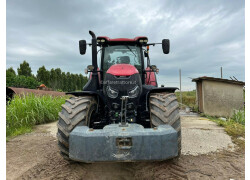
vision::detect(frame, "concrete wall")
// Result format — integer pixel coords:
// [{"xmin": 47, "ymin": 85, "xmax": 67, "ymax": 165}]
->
[{"xmin": 202, "ymin": 80, "xmax": 244, "ymax": 117}]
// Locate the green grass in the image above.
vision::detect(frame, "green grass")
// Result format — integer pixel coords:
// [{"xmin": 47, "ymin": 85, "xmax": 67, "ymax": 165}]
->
[
  {"xmin": 175, "ymin": 91, "xmax": 196, "ymax": 109},
  {"xmin": 205, "ymin": 115, "xmax": 245, "ymax": 151},
  {"xmin": 231, "ymin": 109, "xmax": 245, "ymax": 125},
  {"xmin": 6, "ymin": 94, "xmax": 69, "ymax": 138}
]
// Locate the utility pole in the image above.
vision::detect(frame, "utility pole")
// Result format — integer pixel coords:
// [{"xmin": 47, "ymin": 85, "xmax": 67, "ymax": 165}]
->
[
  {"xmin": 179, "ymin": 69, "xmax": 182, "ymax": 108},
  {"xmin": 221, "ymin": 67, "xmax": 223, "ymax": 79}
]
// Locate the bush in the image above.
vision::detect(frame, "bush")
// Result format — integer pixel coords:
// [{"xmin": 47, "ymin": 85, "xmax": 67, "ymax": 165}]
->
[
  {"xmin": 14, "ymin": 75, "xmax": 41, "ymax": 89},
  {"xmin": 6, "ymin": 94, "xmax": 68, "ymax": 137},
  {"xmin": 7, "ymin": 75, "xmax": 42, "ymax": 89}
]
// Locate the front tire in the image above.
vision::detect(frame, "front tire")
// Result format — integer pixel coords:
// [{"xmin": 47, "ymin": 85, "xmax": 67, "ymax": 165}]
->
[
  {"xmin": 57, "ymin": 96, "xmax": 97, "ymax": 160},
  {"xmin": 149, "ymin": 92, "xmax": 181, "ymax": 157}
]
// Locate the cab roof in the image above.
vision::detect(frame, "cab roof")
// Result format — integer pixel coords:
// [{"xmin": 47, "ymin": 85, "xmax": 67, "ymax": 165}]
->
[
  {"xmin": 97, "ymin": 36, "xmax": 148, "ymax": 45},
  {"xmin": 97, "ymin": 36, "xmax": 147, "ymax": 41}
]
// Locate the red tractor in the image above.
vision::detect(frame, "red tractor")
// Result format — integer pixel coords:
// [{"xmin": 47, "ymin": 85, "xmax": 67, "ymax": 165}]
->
[{"xmin": 57, "ymin": 31, "xmax": 181, "ymax": 162}]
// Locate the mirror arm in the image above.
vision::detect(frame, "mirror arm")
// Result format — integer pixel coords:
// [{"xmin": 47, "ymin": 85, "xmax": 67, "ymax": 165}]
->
[
  {"xmin": 146, "ymin": 43, "xmax": 162, "ymax": 46},
  {"xmin": 87, "ymin": 70, "xmax": 103, "ymax": 73},
  {"xmin": 88, "ymin": 43, "xmax": 102, "ymax": 47}
]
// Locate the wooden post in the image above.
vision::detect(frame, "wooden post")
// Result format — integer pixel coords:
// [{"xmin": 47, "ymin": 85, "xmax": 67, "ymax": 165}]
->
[
  {"xmin": 221, "ymin": 67, "xmax": 223, "ymax": 79},
  {"xmin": 179, "ymin": 69, "xmax": 182, "ymax": 108}
]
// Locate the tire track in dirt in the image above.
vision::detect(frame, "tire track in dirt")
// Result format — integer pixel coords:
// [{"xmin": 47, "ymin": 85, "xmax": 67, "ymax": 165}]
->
[
  {"xmin": 7, "ymin": 118, "xmax": 244, "ymax": 180},
  {"xmin": 133, "ymin": 151, "xmax": 244, "ymax": 180},
  {"xmin": 19, "ymin": 152, "xmax": 87, "ymax": 180},
  {"xmin": 13, "ymin": 138, "xmax": 134, "ymax": 180}
]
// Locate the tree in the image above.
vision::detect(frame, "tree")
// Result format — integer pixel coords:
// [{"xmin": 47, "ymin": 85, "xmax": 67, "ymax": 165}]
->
[
  {"xmin": 17, "ymin": 60, "xmax": 32, "ymax": 77},
  {"xmin": 55, "ymin": 68, "xmax": 62, "ymax": 90},
  {"xmin": 6, "ymin": 67, "xmax": 16, "ymax": 76},
  {"xmin": 76, "ymin": 74, "xmax": 81, "ymax": 90},
  {"xmin": 61, "ymin": 72, "xmax": 67, "ymax": 91},
  {"xmin": 6, "ymin": 67, "xmax": 16, "ymax": 87},
  {"xmin": 49, "ymin": 68, "xmax": 57, "ymax": 90},
  {"xmin": 8, "ymin": 60, "xmax": 89, "ymax": 91},
  {"xmin": 37, "ymin": 66, "xmax": 50, "ymax": 86},
  {"xmin": 71, "ymin": 74, "xmax": 77, "ymax": 91},
  {"xmin": 66, "ymin": 72, "xmax": 71, "ymax": 91}
]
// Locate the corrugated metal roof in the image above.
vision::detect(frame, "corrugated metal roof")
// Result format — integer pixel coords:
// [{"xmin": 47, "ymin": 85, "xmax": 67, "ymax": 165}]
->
[
  {"xmin": 192, "ymin": 76, "xmax": 245, "ymax": 85},
  {"xmin": 7, "ymin": 87, "xmax": 66, "ymax": 97}
]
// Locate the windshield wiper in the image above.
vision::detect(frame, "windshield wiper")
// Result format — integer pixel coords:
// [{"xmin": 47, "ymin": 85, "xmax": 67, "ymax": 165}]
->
[{"xmin": 125, "ymin": 45, "xmax": 137, "ymax": 57}]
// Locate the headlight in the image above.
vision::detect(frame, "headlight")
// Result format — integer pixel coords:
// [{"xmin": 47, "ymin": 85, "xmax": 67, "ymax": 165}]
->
[
  {"xmin": 106, "ymin": 86, "xmax": 118, "ymax": 98},
  {"xmin": 128, "ymin": 85, "xmax": 140, "ymax": 98}
]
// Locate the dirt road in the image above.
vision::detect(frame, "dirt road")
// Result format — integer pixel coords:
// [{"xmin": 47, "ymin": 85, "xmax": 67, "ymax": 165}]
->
[{"xmin": 6, "ymin": 116, "xmax": 245, "ymax": 180}]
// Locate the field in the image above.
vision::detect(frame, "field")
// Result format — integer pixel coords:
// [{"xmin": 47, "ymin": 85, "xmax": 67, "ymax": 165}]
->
[
  {"xmin": 6, "ymin": 94, "xmax": 68, "ymax": 138},
  {"xmin": 175, "ymin": 90, "xmax": 197, "ymax": 110}
]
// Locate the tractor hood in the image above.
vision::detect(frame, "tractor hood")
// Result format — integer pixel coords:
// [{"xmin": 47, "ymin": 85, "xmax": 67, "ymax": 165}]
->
[
  {"xmin": 103, "ymin": 64, "xmax": 142, "ymax": 122},
  {"xmin": 106, "ymin": 64, "xmax": 139, "ymax": 76}
]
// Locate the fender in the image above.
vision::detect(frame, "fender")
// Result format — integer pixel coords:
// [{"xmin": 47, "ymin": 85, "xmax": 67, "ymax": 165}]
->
[{"xmin": 66, "ymin": 91, "xmax": 104, "ymax": 104}]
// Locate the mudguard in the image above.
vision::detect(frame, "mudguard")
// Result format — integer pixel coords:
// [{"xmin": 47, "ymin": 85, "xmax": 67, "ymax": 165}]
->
[{"xmin": 66, "ymin": 91, "xmax": 104, "ymax": 103}]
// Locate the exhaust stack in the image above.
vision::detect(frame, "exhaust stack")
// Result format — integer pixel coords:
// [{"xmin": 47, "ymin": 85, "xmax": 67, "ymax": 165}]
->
[
  {"xmin": 89, "ymin": 31, "xmax": 98, "ymax": 72},
  {"xmin": 88, "ymin": 30, "xmax": 99, "ymax": 89}
]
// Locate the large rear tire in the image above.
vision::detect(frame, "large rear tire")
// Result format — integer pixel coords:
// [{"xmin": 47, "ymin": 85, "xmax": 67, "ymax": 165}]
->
[
  {"xmin": 149, "ymin": 92, "xmax": 181, "ymax": 157},
  {"xmin": 57, "ymin": 96, "xmax": 97, "ymax": 161}
]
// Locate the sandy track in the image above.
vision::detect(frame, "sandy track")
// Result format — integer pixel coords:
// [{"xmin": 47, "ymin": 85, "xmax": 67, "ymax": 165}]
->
[{"xmin": 6, "ymin": 116, "xmax": 244, "ymax": 180}]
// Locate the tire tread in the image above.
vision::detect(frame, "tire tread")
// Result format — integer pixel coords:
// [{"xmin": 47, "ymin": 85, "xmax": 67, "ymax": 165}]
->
[
  {"xmin": 149, "ymin": 92, "xmax": 181, "ymax": 156},
  {"xmin": 57, "ymin": 96, "xmax": 96, "ymax": 161}
]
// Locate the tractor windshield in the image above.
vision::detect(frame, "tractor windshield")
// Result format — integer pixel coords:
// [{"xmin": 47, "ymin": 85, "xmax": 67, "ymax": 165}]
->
[{"xmin": 103, "ymin": 45, "xmax": 142, "ymax": 73}]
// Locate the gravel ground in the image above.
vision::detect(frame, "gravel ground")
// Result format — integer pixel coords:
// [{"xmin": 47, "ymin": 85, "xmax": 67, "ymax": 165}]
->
[
  {"xmin": 181, "ymin": 116, "xmax": 235, "ymax": 155},
  {"xmin": 6, "ymin": 115, "xmax": 244, "ymax": 179}
]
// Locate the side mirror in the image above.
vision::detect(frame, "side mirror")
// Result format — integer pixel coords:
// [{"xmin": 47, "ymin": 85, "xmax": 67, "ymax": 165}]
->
[
  {"xmin": 84, "ymin": 65, "xmax": 94, "ymax": 74},
  {"xmin": 79, "ymin": 40, "xmax": 87, "ymax": 55},
  {"xmin": 150, "ymin": 65, "xmax": 159, "ymax": 74},
  {"xmin": 162, "ymin": 39, "xmax": 170, "ymax": 54}
]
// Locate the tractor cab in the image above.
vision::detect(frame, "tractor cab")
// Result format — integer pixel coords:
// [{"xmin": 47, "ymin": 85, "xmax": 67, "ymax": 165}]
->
[
  {"xmin": 97, "ymin": 36, "xmax": 147, "ymax": 80},
  {"xmin": 80, "ymin": 35, "xmax": 170, "ymax": 88}
]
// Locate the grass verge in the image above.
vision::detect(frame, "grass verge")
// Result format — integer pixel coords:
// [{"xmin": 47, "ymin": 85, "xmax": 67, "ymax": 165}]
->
[
  {"xmin": 204, "ymin": 115, "xmax": 245, "ymax": 151},
  {"xmin": 6, "ymin": 94, "xmax": 69, "ymax": 138},
  {"xmin": 175, "ymin": 91, "xmax": 197, "ymax": 110}
]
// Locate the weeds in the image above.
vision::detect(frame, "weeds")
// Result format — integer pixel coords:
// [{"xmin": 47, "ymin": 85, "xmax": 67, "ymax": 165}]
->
[
  {"xmin": 6, "ymin": 94, "xmax": 68, "ymax": 138},
  {"xmin": 231, "ymin": 109, "xmax": 245, "ymax": 125}
]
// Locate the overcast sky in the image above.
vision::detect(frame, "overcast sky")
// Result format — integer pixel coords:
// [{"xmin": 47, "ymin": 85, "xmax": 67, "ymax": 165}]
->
[{"xmin": 6, "ymin": 0, "xmax": 245, "ymax": 90}]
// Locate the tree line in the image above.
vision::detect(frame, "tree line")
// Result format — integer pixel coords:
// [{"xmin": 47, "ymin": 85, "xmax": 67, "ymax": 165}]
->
[{"xmin": 6, "ymin": 60, "xmax": 88, "ymax": 92}]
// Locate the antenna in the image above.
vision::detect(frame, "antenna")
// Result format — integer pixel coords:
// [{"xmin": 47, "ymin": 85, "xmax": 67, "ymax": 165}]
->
[{"xmin": 233, "ymin": 76, "xmax": 238, "ymax": 81}]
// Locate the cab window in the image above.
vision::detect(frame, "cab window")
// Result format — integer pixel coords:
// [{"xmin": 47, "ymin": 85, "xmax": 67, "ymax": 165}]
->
[{"xmin": 102, "ymin": 45, "xmax": 142, "ymax": 73}]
